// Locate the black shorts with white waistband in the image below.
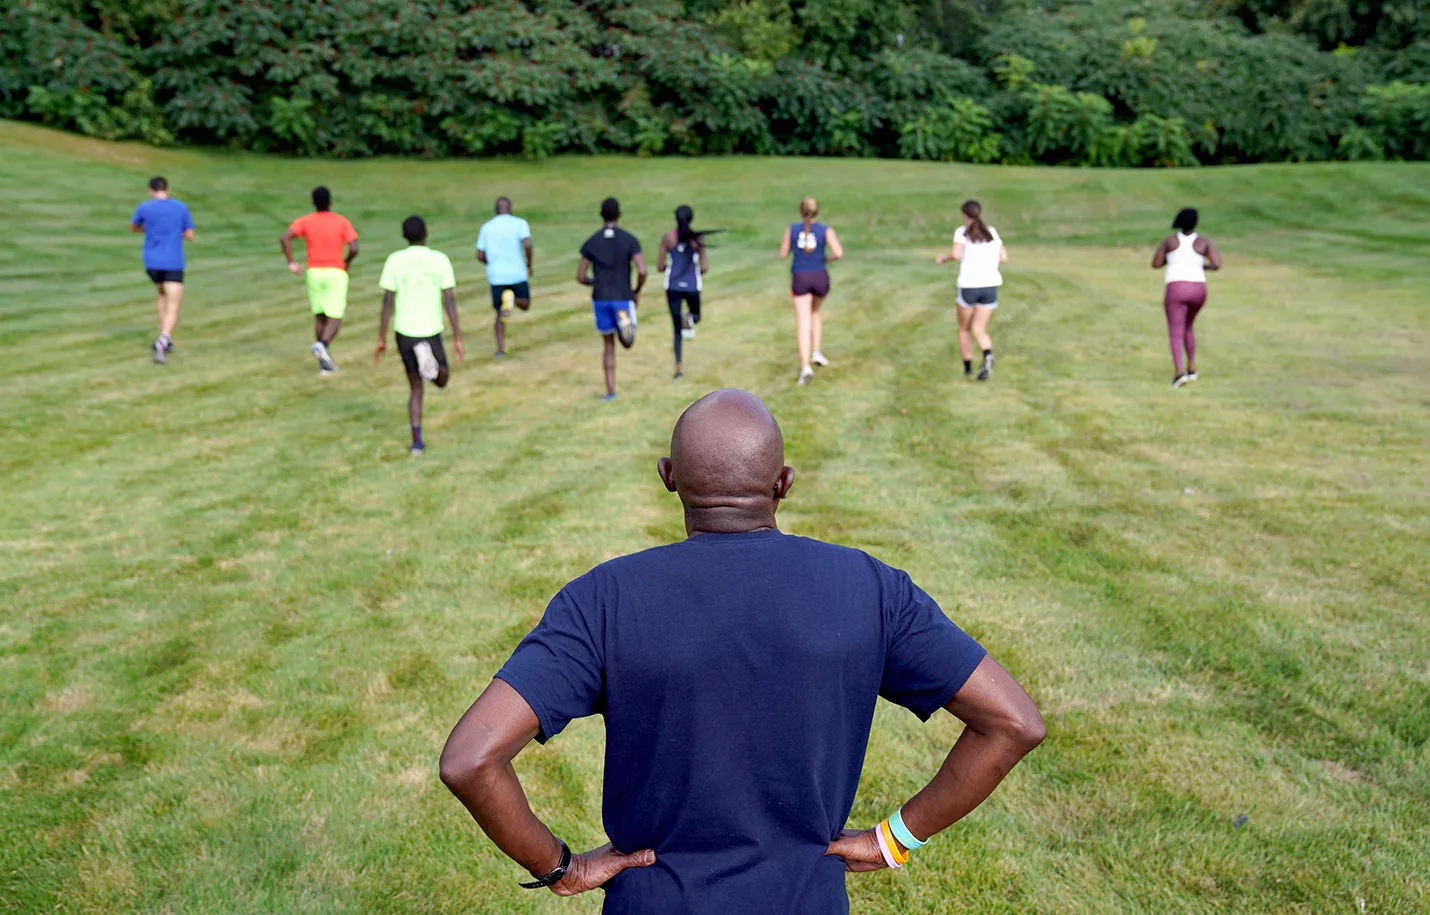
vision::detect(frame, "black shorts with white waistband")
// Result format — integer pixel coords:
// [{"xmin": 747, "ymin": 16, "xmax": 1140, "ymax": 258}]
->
[{"xmin": 395, "ymin": 332, "xmax": 448, "ymax": 377}]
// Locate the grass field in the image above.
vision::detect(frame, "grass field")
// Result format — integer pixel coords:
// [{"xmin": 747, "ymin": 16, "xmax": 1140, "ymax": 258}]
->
[{"xmin": 2, "ymin": 119, "xmax": 1428, "ymax": 914}]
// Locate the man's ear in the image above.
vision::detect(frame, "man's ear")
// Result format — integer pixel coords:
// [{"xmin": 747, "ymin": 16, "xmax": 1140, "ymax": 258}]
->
[
  {"xmin": 657, "ymin": 457, "xmax": 678, "ymax": 493},
  {"xmin": 774, "ymin": 466, "xmax": 795, "ymax": 501}
]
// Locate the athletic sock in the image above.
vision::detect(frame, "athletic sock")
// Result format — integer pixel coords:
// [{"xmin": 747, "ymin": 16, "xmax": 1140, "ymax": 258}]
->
[
  {"xmin": 963, "ymin": 359, "xmax": 972, "ymax": 373},
  {"xmin": 982, "ymin": 349, "xmax": 992, "ymax": 358},
  {"xmin": 411, "ymin": 425, "xmax": 423, "ymax": 447}
]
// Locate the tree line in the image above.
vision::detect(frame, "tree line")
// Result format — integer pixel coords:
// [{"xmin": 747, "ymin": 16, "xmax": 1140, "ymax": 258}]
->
[{"xmin": 3, "ymin": 0, "xmax": 1428, "ymax": 164}]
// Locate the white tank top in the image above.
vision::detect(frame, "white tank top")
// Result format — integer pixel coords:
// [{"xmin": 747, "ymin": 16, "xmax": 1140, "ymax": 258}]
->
[
  {"xmin": 1164, "ymin": 232, "xmax": 1206, "ymax": 285},
  {"xmin": 955, "ymin": 225, "xmax": 1003, "ymax": 288}
]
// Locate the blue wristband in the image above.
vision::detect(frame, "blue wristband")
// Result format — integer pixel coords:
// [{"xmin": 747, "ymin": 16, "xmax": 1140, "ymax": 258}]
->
[{"xmin": 889, "ymin": 808, "xmax": 926, "ymax": 850}]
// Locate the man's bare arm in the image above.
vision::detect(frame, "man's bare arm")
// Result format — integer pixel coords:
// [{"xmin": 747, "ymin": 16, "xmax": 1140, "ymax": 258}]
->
[
  {"xmin": 130, "ymin": 222, "xmax": 144, "ymax": 234},
  {"xmin": 827, "ymin": 656, "xmax": 1044, "ymax": 870},
  {"xmin": 632, "ymin": 252, "xmax": 648, "ymax": 298},
  {"xmin": 345, "ymin": 239, "xmax": 359, "ymax": 269},
  {"xmin": 374, "ymin": 291, "xmax": 395, "ymax": 363},
  {"xmin": 476, "ymin": 249, "xmax": 488, "ymax": 264},
  {"xmin": 576, "ymin": 257, "xmax": 593, "ymax": 286},
  {"xmin": 440, "ymin": 679, "xmax": 656, "ymax": 894},
  {"xmin": 523, "ymin": 237, "xmax": 533, "ymax": 276},
  {"xmin": 442, "ymin": 287, "xmax": 465, "ymax": 361}
]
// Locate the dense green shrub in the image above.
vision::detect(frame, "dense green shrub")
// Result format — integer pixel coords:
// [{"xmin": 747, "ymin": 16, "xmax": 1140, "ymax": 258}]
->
[{"xmin": 5, "ymin": 0, "xmax": 1429, "ymax": 165}]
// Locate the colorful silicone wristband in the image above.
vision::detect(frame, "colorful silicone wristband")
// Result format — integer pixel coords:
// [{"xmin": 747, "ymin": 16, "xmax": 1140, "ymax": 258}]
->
[
  {"xmin": 879, "ymin": 820, "xmax": 909, "ymax": 866},
  {"xmin": 875, "ymin": 821, "xmax": 902, "ymax": 868},
  {"xmin": 889, "ymin": 809, "xmax": 926, "ymax": 850}
]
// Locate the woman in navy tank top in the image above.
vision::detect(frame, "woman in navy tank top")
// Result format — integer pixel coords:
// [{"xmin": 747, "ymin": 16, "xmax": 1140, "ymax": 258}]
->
[
  {"xmin": 657, "ymin": 205, "xmax": 709, "ymax": 379},
  {"xmin": 778, "ymin": 197, "xmax": 844, "ymax": 385}
]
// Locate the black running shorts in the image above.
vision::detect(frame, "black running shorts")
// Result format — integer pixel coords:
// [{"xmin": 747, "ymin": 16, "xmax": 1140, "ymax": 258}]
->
[
  {"xmin": 791, "ymin": 270, "xmax": 830, "ymax": 297},
  {"xmin": 147, "ymin": 268, "xmax": 184, "ymax": 284},
  {"xmin": 957, "ymin": 286, "xmax": 998, "ymax": 308},
  {"xmin": 395, "ymin": 332, "xmax": 448, "ymax": 377},
  {"xmin": 489, "ymin": 281, "xmax": 531, "ymax": 311}
]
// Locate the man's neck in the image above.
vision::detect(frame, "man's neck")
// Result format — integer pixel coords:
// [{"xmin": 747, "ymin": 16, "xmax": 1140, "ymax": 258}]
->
[
  {"xmin": 605, "ymin": 221, "xmax": 620, "ymax": 230},
  {"xmin": 684, "ymin": 509, "xmax": 779, "ymax": 538},
  {"xmin": 153, "ymin": 192, "xmax": 169, "ymax": 200}
]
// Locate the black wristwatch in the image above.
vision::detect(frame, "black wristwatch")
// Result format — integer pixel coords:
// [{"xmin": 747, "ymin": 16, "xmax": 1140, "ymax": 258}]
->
[{"xmin": 519, "ymin": 839, "xmax": 571, "ymax": 889}]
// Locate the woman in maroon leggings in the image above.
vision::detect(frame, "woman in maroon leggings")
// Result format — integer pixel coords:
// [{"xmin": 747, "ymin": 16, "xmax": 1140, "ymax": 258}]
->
[{"xmin": 1152, "ymin": 208, "xmax": 1222, "ymax": 388}]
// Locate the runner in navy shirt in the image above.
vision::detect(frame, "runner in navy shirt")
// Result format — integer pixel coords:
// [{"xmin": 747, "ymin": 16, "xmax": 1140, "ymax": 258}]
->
[
  {"xmin": 440, "ymin": 389, "xmax": 1045, "ymax": 913},
  {"xmin": 129, "ymin": 176, "xmax": 196, "ymax": 365},
  {"xmin": 656, "ymin": 204, "xmax": 709, "ymax": 379}
]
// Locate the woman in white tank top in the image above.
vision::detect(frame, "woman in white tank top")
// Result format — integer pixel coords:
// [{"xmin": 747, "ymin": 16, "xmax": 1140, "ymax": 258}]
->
[
  {"xmin": 1152, "ymin": 208, "xmax": 1222, "ymax": 388},
  {"xmin": 936, "ymin": 200, "xmax": 1008, "ymax": 381}
]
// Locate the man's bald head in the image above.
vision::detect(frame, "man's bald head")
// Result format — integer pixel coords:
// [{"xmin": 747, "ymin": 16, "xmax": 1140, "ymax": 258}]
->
[{"xmin": 660, "ymin": 390, "xmax": 794, "ymax": 534}]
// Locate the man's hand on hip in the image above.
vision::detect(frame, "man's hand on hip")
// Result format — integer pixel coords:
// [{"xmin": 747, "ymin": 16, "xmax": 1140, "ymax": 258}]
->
[
  {"xmin": 824, "ymin": 828, "xmax": 888, "ymax": 873},
  {"xmin": 551, "ymin": 843, "xmax": 656, "ymax": 896}
]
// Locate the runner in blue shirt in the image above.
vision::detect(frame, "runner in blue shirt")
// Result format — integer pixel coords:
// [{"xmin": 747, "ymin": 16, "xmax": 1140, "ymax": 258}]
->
[
  {"xmin": 129, "ymin": 177, "xmax": 196, "ymax": 365},
  {"xmin": 475, "ymin": 197, "xmax": 533, "ymax": 359},
  {"xmin": 440, "ymin": 389, "xmax": 1045, "ymax": 912},
  {"xmin": 656, "ymin": 205, "xmax": 709, "ymax": 380}
]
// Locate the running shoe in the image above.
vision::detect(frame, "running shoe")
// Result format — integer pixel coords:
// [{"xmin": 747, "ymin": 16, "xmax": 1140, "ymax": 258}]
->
[
  {"xmin": 413, "ymin": 341, "xmax": 439, "ymax": 381},
  {"xmin": 674, "ymin": 368, "xmax": 684, "ymax": 380},
  {"xmin": 797, "ymin": 366, "xmax": 814, "ymax": 385},
  {"xmin": 1172, "ymin": 372, "xmax": 1190, "ymax": 388},
  {"xmin": 152, "ymin": 340, "xmax": 166, "ymax": 365},
  {"xmin": 320, "ymin": 368, "xmax": 336, "ymax": 377},
  {"xmin": 601, "ymin": 392, "xmax": 618, "ymax": 402},
  {"xmin": 165, "ymin": 340, "xmax": 176, "ymax": 353},
  {"xmin": 811, "ymin": 351, "xmax": 830, "ymax": 367},
  {"xmin": 977, "ymin": 352, "xmax": 994, "ymax": 381},
  {"xmin": 311, "ymin": 341, "xmax": 337, "ymax": 373},
  {"xmin": 500, "ymin": 288, "xmax": 515, "ymax": 319},
  {"xmin": 494, "ymin": 351, "xmax": 505, "ymax": 360},
  {"xmin": 681, "ymin": 312, "xmax": 696, "ymax": 341},
  {"xmin": 615, "ymin": 309, "xmax": 637, "ymax": 349},
  {"xmin": 1187, "ymin": 371, "xmax": 1199, "ymax": 382},
  {"xmin": 410, "ymin": 443, "xmax": 425, "ymax": 456},
  {"xmin": 964, "ymin": 367, "xmax": 974, "ymax": 380}
]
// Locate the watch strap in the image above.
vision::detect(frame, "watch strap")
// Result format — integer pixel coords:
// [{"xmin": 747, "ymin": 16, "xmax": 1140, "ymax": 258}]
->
[{"xmin": 519, "ymin": 839, "xmax": 571, "ymax": 889}]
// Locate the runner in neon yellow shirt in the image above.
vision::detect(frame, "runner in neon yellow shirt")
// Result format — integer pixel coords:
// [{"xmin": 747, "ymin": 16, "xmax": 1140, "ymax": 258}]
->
[{"xmin": 375, "ymin": 216, "xmax": 464, "ymax": 455}]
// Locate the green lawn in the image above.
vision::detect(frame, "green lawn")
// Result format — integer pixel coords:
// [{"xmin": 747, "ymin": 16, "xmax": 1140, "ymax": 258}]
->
[{"xmin": 1, "ymin": 120, "xmax": 1428, "ymax": 914}]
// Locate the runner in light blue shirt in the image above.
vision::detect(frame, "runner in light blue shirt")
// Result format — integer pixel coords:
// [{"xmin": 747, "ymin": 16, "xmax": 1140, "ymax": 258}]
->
[{"xmin": 475, "ymin": 198, "xmax": 533, "ymax": 359}]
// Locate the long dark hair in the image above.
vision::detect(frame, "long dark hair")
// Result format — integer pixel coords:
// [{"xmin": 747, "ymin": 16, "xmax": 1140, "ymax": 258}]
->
[
  {"xmin": 1173, "ymin": 207, "xmax": 1198, "ymax": 233},
  {"xmin": 675, "ymin": 205, "xmax": 698, "ymax": 246},
  {"xmin": 961, "ymin": 200, "xmax": 992, "ymax": 243}
]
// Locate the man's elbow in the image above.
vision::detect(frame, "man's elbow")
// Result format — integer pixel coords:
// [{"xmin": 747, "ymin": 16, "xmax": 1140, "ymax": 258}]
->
[
  {"xmin": 439, "ymin": 741, "xmax": 500, "ymax": 792},
  {"xmin": 1007, "ymin": 707, "xmax": 1046, "ymax": 753}
]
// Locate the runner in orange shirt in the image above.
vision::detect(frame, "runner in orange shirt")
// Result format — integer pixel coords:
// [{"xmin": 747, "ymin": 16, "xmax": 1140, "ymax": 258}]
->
[{"xmin": 281, "ymin": 186, "xmax": 359, "ymax": 374}]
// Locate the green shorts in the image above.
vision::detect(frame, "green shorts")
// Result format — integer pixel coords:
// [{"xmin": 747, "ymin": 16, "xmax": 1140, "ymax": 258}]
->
[{"xmin": 307, "ymin": 267, "xmax": 350, "ymax": 319}]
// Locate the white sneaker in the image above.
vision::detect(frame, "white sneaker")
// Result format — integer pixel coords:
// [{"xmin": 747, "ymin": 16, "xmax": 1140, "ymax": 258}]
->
[
  {"xmin": 414, "ymin": 341, "xmax": 439, "ymax": 381},
  {"xmin": 1187, "ymin": 372, "xmax": 1199, "ymax": 382},
  {"xmin": 811, "ymin": 351, "xmax": 830, "ymax": 367},
  {"xmin": 311, "ymin": 341, "xmax": 337, "ymax": 373},
  {"xmin": 797, "ymin": 366, "xmax": 814, "ymax": 385}
]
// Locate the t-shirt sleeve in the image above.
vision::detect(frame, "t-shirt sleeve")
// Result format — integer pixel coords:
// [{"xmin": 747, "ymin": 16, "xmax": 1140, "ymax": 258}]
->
[
  {"xmin": 131, "ymin": 203, "xmax": 145, "ymax": 226},
  {"xmin": 439, "ymin": 253, "xmax": 456, "ymax": 289},
  {"xmin": 494, "ymin": 581, "xmax": 605, "ymax": 743},
  {"xmin": 343, "ymin": 218, "xmax": 358, "ymax": 242},
  {"xmin": 378, "ymin": 256, "xmax": 397, "ymax": 292},
  {"xmin": 475, "ymin": 224, "xmax": 488, "ymax": 252},
  {"xmin": 579, "ymin": 238, "xmax": 593, "ymax": 260},
  {"xmin": 953, "ymin": 226, "xmax": 966, "ymax": 244},
  {"xmin": 519, "ymin": 219, "xmax": 531, "ymax": 240},
  {"xmin": 879, "ymin": 566, "xmax": 987, "ymax": 721},
  {"xmin": 181, "ymin": 205, "xmax": 195, "ymax": 231},
  {"xmin": 629, "ymin": 233, "xmax": 642, "ymax": 255},
  {"xmin": 288, "ymin": 215, "xmax": 307, "ymax": 237}
]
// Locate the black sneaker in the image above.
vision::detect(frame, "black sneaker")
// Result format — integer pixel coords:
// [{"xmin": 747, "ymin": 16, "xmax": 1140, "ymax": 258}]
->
[
  {"xmin": 977, "ymin": 353, "xmax": 994, "ymax": 381},
  {"xmin": 152, "ymin": 340, "xmax": 166, "ymax": 365},
  {"xmin": 165, "ymin": 340, "xmax": 175, "ymax": 354},
  {"xmin": 1172, "ymin": 372, "xmax": 1190, "ymax": 388}
]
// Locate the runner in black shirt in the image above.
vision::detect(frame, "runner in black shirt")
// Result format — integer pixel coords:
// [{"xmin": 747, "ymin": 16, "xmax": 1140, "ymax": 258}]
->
[{"xmin": 578, "ymin": 197, "xmax": 647, "ymax": 401}]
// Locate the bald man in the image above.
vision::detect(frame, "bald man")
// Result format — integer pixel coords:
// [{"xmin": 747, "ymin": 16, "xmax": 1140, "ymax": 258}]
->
[{"xmin": 440, "ymin": 390, "xmax": 1044, "ymax": 912}]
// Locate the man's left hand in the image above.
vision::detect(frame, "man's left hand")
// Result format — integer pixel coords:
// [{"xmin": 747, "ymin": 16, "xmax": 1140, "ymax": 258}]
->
[
  {"xmin": 824, "ymin": 828, "xmax": 888, "ymax": 873},
  {"xmin": 550, "ymin": 843, "xmax": 656, "ymax": 896},
  {"xmin": 452, "ymin": 337, "xmax": 465, "ymax": 362}
]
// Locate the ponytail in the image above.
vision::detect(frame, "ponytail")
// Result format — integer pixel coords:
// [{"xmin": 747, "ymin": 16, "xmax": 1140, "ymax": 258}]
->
[
  {"xmin": 798, "ymin": 197, "xmax": 820, "ymax": 252},
  {"xmin": 675, "ymin": 204, "xmax": 696, "ymax": 246},
  {"xmin": 961, "ymin": 200, "xmax": 991, "ymax": 244}
]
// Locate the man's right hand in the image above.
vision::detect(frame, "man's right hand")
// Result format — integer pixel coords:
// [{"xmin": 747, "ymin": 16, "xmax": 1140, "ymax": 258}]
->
[
  {"xmin": 373, "ymin": 340, "xmax": 386, "ymax": 364},
  {"xmin": 287, "ymin": 261, "xmax": 303, "ymax": 276},
  {"xmin": 824, "ymin": 827, "xmax": 889, "ymax": 873},
  {"xmin": 550, "ymin": 843, "xmax": 656, "ymax": 896}
]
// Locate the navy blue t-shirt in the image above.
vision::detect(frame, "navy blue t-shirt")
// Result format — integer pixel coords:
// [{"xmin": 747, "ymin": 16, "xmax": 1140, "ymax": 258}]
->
[{"xmin": 496, "ymin": 529, "xmax": 986, "ymax": 915}]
